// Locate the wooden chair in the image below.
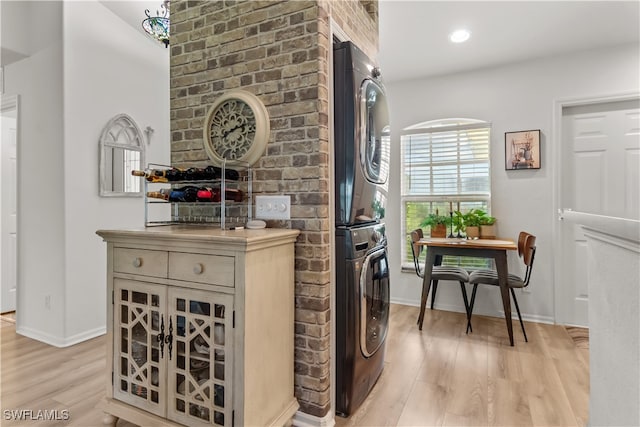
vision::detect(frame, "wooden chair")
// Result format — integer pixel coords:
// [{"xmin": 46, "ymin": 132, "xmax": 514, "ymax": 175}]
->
[
  {"xmin": 467, "ymin": 232, "xmax": 537, "ymax": 341},
  {"xmin": 410, "ymin": 229, "xmax": 472, "ymax": 329}
]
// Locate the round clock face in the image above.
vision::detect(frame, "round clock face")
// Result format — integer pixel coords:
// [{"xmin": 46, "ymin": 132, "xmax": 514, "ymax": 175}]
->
[{"xmin": 204, "ymin": 90, "xmax": 269, "ymax": 167}]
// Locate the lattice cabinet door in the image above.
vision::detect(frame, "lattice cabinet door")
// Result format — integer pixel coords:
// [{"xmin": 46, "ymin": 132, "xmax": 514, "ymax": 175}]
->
[
  {"xmin": 113, "ymin": 279, "xmax": 168, "ymax": 417},
  {"xmin": 167, "ymin": 287, "xmax": 234, "ymax": 427}
]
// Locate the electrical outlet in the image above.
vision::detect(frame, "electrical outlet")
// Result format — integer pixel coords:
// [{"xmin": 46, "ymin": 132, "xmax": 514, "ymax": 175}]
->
[
  {"xmin": 255, "ymin": 195, "xmax": 291, "ymax": 220},
  {"xmin": 45, "ymin": 295, "xmax": 51, "ymax": 310}
]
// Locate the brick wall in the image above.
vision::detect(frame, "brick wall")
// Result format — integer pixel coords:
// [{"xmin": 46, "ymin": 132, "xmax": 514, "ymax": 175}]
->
[{"xmin": 170, "ymin": 0, "xmax": 378, "ymax": 418}]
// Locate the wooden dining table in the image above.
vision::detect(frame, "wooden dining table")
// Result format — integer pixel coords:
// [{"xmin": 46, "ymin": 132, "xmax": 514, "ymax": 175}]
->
[{"xmin": 416, "ymin": 237, "xmax": 518, "ymax": 345}]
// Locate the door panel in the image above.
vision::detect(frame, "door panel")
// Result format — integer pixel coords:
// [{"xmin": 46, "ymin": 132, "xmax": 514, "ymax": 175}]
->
[
  {"xmin": 1, "ymin": 114, "xmax": 17, "ymax": 313},
  {"xmin": 574, "ymin": 151, "xmax": 605, "ymax": 213},
  {"xmin": 623, "ymin": 109, "xmax": 640, "ymax": 219},
  {"xmin": 626, "ymin": 150, "xmax": 640, "ymax": 217},
  {"xmin": 560, "ymin": 98, "xmax": 640, "ymax": 327}
]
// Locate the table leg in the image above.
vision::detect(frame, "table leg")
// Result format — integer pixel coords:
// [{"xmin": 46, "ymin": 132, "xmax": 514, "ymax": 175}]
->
[
  {"xmin": 418, "ymin": 250, "xmax": 436, "ymax": 330},
  {"xmin": 495, "ymin": 250, "xmax": 514, "ymax": 346}
]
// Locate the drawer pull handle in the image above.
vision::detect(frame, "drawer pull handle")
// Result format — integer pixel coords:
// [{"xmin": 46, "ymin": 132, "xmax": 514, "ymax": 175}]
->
[
  {"xmin": 133, "ymin": 258, "xmax": 142, "ymax": 268},
  {"xmin": 193, "ymin": 263, "xmax": 204, "ymax": 275}
]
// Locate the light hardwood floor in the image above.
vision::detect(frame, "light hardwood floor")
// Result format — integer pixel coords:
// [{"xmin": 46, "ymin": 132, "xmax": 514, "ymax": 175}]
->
[
  {"xmin": 337, "ymin": 304, "xmax": 589, "ymax": 427},
  {"xmin": 1, "ymin": 304, "xmax": 588, "ymax": 427},
  {"xmin": 0, "ymin": 319, "xmax": 135, "ymax": 427}
]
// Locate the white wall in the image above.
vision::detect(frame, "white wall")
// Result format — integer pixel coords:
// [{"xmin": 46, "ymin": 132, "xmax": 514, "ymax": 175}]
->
[
  {"xmin": 386, "ymin": 43, "xmax": 640, "ymax": 323},
  {"xmin": 2, "ymin": 0, "xmax": 169, "ymax": 346},
  {"xmin": 62, "ymin": 1, "xmax": 170, "ymax": 342},
  {"xmin": 3, "ymin": 2, "xmax": 66, "ymax": 341}
]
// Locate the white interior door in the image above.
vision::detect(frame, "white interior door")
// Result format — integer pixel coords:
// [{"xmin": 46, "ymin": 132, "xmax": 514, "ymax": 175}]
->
[
  {"xmin": 559, "ymin": 98, "xmax": 640, "ymax": 327},
  {"xmin": 1, "ymin": 110, "xmax": 17, "ymax": 313}
]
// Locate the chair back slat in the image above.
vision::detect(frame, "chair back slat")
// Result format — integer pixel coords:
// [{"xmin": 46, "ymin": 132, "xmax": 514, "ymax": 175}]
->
[
  {"xmin": 410, "ymin": 229, "xmax": 424, "ymax": 277},
  {"xmin": 522, "ymin": 234, "xmax": 537, "ymax": 287},
  {"xmin": 523, "ymin": 234, "xmax": 536, "ymax": 266},
  {"xmin": 518, "ymin": 231, "xmax": 533, "ymax": 258}
]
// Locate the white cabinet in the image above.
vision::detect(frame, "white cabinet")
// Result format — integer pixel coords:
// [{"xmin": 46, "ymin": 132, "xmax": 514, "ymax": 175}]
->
[{"xmin": 97, "ymin": 227, "xmax": 300, "ymax": 427}]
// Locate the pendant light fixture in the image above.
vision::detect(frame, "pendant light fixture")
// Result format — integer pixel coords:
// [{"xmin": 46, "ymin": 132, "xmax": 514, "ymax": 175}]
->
[{"xmin": 142, "ymin": 0, "xmax": 170, "ymax": 48}]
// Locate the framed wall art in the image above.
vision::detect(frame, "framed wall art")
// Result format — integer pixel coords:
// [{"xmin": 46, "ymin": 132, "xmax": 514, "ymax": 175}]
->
[{"xmin": 505, "ymin": 129, "xmax": 541, "ymax": 170}]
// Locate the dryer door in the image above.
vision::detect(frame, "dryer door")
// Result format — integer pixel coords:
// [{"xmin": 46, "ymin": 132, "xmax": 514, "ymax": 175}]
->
[
  {"xmin": 359, "ymin": 246, "xmax": 390, "ymax": 358},
  {"xmin": 359, "ymin": 79, "xmax": 390, "ymax": 186}
]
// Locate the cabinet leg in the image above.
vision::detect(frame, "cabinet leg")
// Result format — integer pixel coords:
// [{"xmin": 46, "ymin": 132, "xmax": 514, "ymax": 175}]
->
[{"xmin": 102, "ymin": 413, "xmax": 118, "ymax": 427}]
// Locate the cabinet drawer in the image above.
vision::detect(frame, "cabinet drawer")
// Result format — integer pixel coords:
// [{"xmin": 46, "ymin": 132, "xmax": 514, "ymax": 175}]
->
[
  {"xmin": 113, "ymin": 248, "xmax": 168, "ymax": 278},
  {"xmin": 169, "ymin": 252, "xmax": 235, "ymax": 287}
]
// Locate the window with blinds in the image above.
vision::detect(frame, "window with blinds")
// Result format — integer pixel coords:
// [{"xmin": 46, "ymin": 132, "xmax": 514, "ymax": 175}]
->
[{"xmin": 401, "ymin": 118, "xmax": 491, "ymax": 268}]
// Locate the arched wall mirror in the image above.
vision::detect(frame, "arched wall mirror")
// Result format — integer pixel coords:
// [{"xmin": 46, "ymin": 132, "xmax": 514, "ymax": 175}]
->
[{"xmin": 99, "ymin": 114, "xmax": 145, "ymax": 197}]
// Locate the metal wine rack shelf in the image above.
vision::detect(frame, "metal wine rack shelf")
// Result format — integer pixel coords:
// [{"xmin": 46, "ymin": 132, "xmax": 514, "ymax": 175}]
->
[{"xmin": 143, "ymin": 161, "xmax": 252, "ymax": 229}]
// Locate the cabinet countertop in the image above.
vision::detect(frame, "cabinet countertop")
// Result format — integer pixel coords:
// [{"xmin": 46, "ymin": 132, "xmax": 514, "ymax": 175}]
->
[{"xmin": 96, "ymin": 226, "xmax": 300, "ymax": 248}]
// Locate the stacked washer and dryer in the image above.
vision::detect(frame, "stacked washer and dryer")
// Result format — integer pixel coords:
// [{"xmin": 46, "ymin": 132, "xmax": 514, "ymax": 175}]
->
[{"xmin": 333, "ymin": 41, "xmax": 391, "ymax": 417}]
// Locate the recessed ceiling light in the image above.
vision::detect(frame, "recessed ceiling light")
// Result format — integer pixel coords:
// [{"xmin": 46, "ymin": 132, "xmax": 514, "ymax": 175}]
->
[{"xmin": 449, "ymin": 29, "xmax": 471, "ymax": 43}]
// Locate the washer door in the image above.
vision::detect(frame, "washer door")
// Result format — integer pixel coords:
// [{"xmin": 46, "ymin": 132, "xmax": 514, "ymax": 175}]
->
[
  {"xmin": 359, "ymin": 79, "xmax": 390, "ymax": 185},
  {"xmin": 359, "ymin": 247, "xmax": 390, "ymax": 357}
]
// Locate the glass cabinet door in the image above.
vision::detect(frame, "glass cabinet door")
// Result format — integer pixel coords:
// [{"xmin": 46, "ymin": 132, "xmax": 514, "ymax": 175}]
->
[
  {"xmin": 113, "ymin": 279, "xmax": 167, "ymax": 416},
  {"xmin": 167, "ymin": 288, "xmax": 234, "ymax": 427}
]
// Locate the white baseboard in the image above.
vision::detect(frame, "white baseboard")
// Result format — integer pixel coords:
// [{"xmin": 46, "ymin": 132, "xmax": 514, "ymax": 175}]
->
[
  {"xmin": 292, "ymin": 410, "xmax": 335, "ymax": 427},
  {"xmin": 390, "ymin": 298, "xmax": 468, "ymax": 314},
  {"xmin": 389, "ymin": 299, "xmax": 555, "ymax": 325},
  {"xmin": 562, "ymin": 321, "xmax": 589, "ymax": 329},
  {"xmin": 16, "ymin": 325, "xmax": 106, "ymax": 348},
  {"xmin": 389, "ymin": 297, "xmax": 420, "ymax": 307}
]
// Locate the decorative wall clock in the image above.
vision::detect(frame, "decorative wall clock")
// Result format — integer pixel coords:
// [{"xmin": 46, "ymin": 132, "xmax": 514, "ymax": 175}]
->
[{"xmin": 203, "ymin": 90, "xmax": 270, "ymax": 167}]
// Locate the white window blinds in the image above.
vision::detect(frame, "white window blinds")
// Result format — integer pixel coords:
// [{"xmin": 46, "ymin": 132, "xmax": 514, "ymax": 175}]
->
[{"xmin": 402, "ymin": 122, "xmax": 490, "ymax": 200}]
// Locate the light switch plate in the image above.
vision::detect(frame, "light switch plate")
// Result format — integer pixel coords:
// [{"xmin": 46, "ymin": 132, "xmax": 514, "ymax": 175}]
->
[{"xmin": 255, "ymin": 195, "xmax": 291, "ymax": 220}]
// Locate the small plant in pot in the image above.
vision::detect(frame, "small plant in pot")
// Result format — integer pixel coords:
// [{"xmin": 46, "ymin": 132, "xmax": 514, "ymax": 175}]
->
[
  {"xmin": 452, "ymin": 210, "xmax": 465, "ymax": 236},
  {"xmin": 479, "ymin": 214, "xmax": 497, "ymax": 239},
  {"xmin": 462, "ymin": 209, "xmax": 485, "ymax": 239},
  {"xmin": 420, "ymin": 211, "xmax": 450, "ymax": 238}
]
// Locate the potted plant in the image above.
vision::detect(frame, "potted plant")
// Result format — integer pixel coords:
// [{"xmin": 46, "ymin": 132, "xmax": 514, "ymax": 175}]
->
[
  {"xmin": 462, "ymin": 209, "xmax": 484, "ymax": 239},
  {"xmin": 420, "ymin": 210, "xmax": 450, "ymax": 238},
  {"xmin": 479, "ymin": 214, "xmax": 497, "ymax": 239},
  {"xmin": 452, "ymin": 210, "xmax": 465, "ymax": 236}
]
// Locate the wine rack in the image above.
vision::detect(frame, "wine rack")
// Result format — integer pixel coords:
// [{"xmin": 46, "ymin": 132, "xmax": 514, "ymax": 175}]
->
[{"xmin": 143, "ymin": 161, "xmax": 252, "ymax": 230}]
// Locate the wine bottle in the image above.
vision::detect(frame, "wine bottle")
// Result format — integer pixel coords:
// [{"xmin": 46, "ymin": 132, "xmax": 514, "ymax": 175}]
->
[
  {"xmin": 146, "ymin": 191, "xmax": 169, "ymax": 200},
  {"xmin": 196, "ymin": 188, "xmax": 216, "ymax": 202},
  {"xmin": 172, "ymin": 186, "xmax": 199, "ymax": 202},
  {"xmin": 132, "ymin": 169, "xmax": 169, "ymax": 183},
  {"xmin": 185, "ymin": 167, "xmax": 206, "ymax": 181},
  {"xmin": 215, "ymin": 188, "xmax": 244, "ymax": 202},
  {"xmin": 164, "ymin": 167, "xmax": 185, "ymax": 181},
  {"xmin": 147, "ymin": 186, "xmax": 199, "ymax": 202},
  {"xmin": 221, "ymin": 166, "xmax": 240, "ymax": 181},
  {"xmin": 196, "ymin": 188, "xmax": 243, "ymax": 202},
  {"xmin": 202, "ymin": 166, "xmax": 219, "ymax": 180},
  {"xmin": 148, "ymin": 186, "xmax": 242, "ymax": 203},
  {"xmin": 201, "ymin": 165, "xmax": 240, "ymax": 181},
  {"xmin": 228, "ymin": 188, "xmax": 244, "ymax": 202}
]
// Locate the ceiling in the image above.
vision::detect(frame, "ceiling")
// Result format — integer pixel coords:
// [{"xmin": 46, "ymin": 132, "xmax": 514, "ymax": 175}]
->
[
  {"xmin": 379, "ymin": 1, "xmax": 640, "ymax": 83},
  {"xmin": 98, "ymin": 1, "xmax": 639, "ymax": 84},
  {"xmin": 99, "ymin": 0, "xmax": 164, "ymax": 40}
]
